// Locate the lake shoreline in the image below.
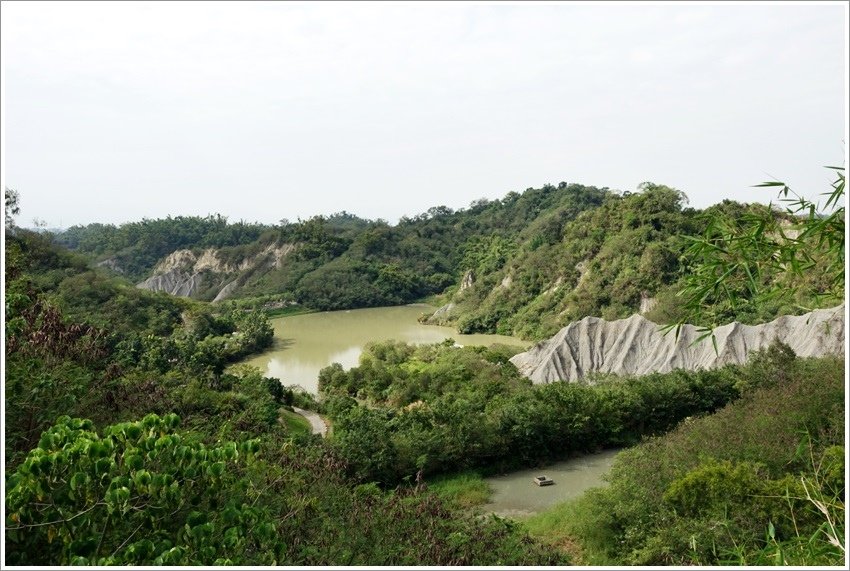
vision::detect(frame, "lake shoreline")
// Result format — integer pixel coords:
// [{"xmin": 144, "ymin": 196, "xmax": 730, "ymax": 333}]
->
[{"xmin": 237, "ymin": 303, "xmax": 529, "ymax": 394}]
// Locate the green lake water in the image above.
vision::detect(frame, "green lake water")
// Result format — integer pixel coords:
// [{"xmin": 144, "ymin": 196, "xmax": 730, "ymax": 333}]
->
[
  {"xmin": 482, "ymin": 449, "xmax": 620, "ymax": 518},
  {"xmin": 239, "ymin": 304, "xmax": 528, "ymax": 394}
]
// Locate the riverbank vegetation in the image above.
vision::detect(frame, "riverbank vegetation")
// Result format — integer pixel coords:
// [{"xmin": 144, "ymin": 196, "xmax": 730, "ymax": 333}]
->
[
  {"xmin": 317, "ymin": 338, "xmax": 845, "ymax": 565},
  {"xmin": 319, "ymin": 339, "xmax": 808, "ymax": 486},
  {"xmin": 427, "ymin": 471, "xmax": 492, "ymax": 509},
  {"xmin": 524, "ymin": 351, "xmax": 844, "ymax": 565}
]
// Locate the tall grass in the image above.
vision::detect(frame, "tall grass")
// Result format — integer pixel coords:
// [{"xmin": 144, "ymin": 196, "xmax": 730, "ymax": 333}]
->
[
  {"xmin": 712, "ymin": 443, "xmax": 845, "ymax": 566},
  {"xmin": 426, "ymin": 470, "xmax": 492, "ymax": 509},
  {"xmin": 280, "ymin": 408, "xmax": 312, "ymax": 435},
  {"xmin": 523, "ymin": 491, "xmax": 618, "ymax": 566}
]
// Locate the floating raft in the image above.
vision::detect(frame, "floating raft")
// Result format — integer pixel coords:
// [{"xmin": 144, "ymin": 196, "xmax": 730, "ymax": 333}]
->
[{"xmin": 533, "ymin": 475, "xmax": 554, "ymax": 486}]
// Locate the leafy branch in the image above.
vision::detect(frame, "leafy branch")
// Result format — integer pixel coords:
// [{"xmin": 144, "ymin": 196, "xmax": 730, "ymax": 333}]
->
[{"xmin": 674, "ymin": 165, "xmax": 845, "ymax": 336}]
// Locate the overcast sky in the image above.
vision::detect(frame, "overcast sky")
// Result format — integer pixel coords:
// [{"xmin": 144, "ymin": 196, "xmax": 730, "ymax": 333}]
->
[{"xmin": 2, "ymin": 1, "xmax": 847, "ymax": 228}]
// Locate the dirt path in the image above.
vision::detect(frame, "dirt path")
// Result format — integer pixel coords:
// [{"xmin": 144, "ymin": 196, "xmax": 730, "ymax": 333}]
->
[{"xmin": 292, "ymin": 407, "xmax": 328, "ymax": 437}]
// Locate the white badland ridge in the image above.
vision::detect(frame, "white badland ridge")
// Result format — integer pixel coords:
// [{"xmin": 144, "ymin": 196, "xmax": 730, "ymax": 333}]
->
[
  {"xmin": 509, "ymin": 306, "xmax": 845, "ymax": 384},
  {"xmin": 136, "ymin": 244, "xmax": 294, "ymax": 300}
]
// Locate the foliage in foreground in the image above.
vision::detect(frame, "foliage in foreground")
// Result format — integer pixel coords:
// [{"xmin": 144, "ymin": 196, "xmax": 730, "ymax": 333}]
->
[
  {"xmin": 4, "ymin": 414, "xmax": 566, "ymax": 566},
  {"xmin": 526, "ymin": 353, "xmax": 845, "ymax": 566},
  {"xmin": 676, "ymin": 166, "xmax": 845, "ymax": 332}
]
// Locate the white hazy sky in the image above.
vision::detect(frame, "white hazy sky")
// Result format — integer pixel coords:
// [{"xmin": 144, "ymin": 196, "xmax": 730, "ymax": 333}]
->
[{"xmin": 2, "ymin": 1, "xmax": 847, "ymax": 228}]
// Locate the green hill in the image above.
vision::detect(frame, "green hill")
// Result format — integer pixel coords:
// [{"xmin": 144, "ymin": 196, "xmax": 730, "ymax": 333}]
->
[{"xmin": 55, "ymin": 179, "xmax": 833, "ymax": 340}]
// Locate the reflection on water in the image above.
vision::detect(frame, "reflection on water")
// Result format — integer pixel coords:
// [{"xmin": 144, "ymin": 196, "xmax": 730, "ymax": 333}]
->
[
  {"xmin": 238, "ymin": 304, "xmax": 528, "ymax": 394},
  {"xmin": 483, "ymin": 449, "xmax": 620, "ymax": 518},
  {"xmin": 326, "ymin": 346, "xmax": 363, "ymax": 369}
]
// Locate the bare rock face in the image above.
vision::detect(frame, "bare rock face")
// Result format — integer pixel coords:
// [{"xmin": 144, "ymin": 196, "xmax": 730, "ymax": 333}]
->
[
  {"xmin": 136, "ymin": 267, "xmax": 208, "ymax": 297},
  {"xmin": 212, "ymin": 280, "xmax": 241, "ymax": 303},
  {"xmin": 459, "ymin": 270, "xmax": 475, "ymax": 291},
  {"xmin": 420, "ymin": 302, "xmax": 457, "ymax": 326},
  {"xmin": 136, "ymin": 244, "xmax": 295, "ymax": 299},
  {"xmin": 96, "ymin": 257, "xmax": 124, "ymax": 274},
  {"xmin": 509, "ymin": 306, "xmax": 845, "ymax": 384},
  {"xmin": 639, "ymin": 291, "xmax": 657, "ymax": 314},
  {"xmin": 136, "ymin": 250, "xmax": 207, "ymax": 297},
  {"xmin": 431, "ymin": 302, "xmax": 456, "ymax": 319}
]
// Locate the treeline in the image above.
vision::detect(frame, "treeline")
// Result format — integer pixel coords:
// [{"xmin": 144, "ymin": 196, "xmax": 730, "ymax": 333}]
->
[
  {"xmin": 317, "ymin": 340, "xmax": 804, "ymax": 484},
  {"xmin": 54, "ymin": 214, "xmax": 271, "ymax": 281},
  {"xmin": 214, "ymin": 184, "xmax": 611, "ymax": 310},
  {"xmin": 54, "ymin": 184, "xmax": 613, "ymax": 313},
  {"xmin": 4, "ymin": 227, "xmax": 565, "ymax": 565}
]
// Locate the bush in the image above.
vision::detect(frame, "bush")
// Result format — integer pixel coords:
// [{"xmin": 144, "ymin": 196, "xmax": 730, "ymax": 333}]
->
[{"xmin": 554, "ymin": 355, "xmax": 844, "ymax": 565}]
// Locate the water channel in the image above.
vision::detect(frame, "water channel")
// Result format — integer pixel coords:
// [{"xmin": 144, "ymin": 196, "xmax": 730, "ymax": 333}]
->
[{"xmin": 482, "ymin": 449, "xmax": 620, "ymax": 518}]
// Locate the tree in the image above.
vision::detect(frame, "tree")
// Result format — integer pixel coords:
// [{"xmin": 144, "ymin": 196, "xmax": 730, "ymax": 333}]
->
[
  {"xmin": 675, "ymin": 166, "xmax": 844, "ymax": 334},
  {"xmin": 4, "ymin": 414, "xmax": 274, "ymax": 565},
  {"xmin": 5, "ymin": 186, "xmax": 20, "ymax": 228}
]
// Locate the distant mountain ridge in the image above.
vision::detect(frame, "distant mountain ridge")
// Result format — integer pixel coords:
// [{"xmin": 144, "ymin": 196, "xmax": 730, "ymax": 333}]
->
[{"xmin": 57, "ymin": 183, "xmax": 614, "ymax": 311}]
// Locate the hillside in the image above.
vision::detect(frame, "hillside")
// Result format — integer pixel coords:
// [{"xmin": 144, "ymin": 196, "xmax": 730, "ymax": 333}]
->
[
  {"xmin": 56, "ymin": 184, "xmax": 611, "ymax": 310},
  {"xmin": 54, "ymin": 181, "xmax": 832, "ymax": 338},
  {"xmin": 4, "ymin": 226, "xmax": 567, "ymax": 566}
]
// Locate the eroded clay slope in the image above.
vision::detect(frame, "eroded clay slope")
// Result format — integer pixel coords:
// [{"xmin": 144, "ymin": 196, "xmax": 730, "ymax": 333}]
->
[
  {"xmin": 136, "ymin": 244, "xmax": 294, "ymax": 300},
  {"xmin": 509, "ymin": 306, "xmax": 845, "ymax": 383}
]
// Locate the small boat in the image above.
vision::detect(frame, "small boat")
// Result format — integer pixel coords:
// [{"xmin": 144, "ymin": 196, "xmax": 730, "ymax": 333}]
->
[{"xmin": 533, "ymin": 475, "xmax": 554, "ymax": 486}]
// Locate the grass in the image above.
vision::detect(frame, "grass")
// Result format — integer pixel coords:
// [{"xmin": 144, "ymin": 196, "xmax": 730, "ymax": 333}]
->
[
  {"xmin": 522, "ymin": 492, "xmax": 617, "ymax": 566},
  {"xmin": 426, "ymin": 470, "xmax": 492, "ymax": 509},
  {"xmin": 279, "ymin": 407, "xmax": 312, "ymax": 435}
]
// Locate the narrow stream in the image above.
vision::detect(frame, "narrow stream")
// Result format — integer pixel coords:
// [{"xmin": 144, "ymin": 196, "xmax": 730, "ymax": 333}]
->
[{"xmin": 482, "ymin": 449, "xmax": 620, "ymax": 518}]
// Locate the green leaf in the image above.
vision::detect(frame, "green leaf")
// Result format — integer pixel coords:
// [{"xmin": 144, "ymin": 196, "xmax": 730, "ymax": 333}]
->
[
  {"xmin": 207, "ymin": 462, "xmax": 225, "ymax": 478},
  {"xmin": 125, "ymin": 424, "xmax": 142, "ymax": 440},
  {"xmin": 187, "ymin": 511, "xmax": 207, "ymax": 527},
  {"xmin": 125, "ymin": 454, "xmax": 143, "ymax": 471},
  {"xmin": 70, "ymin": 472, "xmax": 88, "ymax": 491},
  {"xmin": 132, "ymin": 469, "xmax": 151, "ymax": 488}
]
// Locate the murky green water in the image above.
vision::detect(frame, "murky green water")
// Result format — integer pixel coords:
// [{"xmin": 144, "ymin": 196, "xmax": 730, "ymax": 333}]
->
[
  {"xmin": 238, "ymin": 304, "xmax": 528, "ymax": 394},
  {"xmin": 483, "ymin": 449, "xmax": 620, "ymax": 518}
]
